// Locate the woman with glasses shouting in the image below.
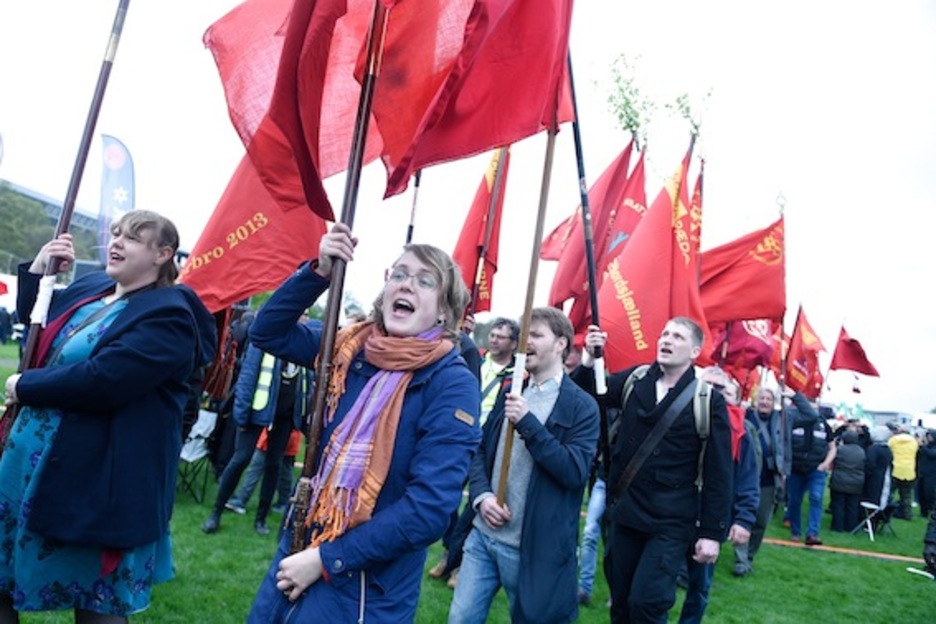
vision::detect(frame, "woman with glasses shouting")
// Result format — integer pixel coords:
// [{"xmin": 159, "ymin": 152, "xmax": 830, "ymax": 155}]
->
[{"xmin": 246, "ymin": 223, "xmax": 481, "ymax": 623}]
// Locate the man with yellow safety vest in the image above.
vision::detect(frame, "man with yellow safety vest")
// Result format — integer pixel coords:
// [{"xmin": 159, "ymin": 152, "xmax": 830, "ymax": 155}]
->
[{"xmin": 202, "ymin": 331, "xmax": 313, "ymax": 536}]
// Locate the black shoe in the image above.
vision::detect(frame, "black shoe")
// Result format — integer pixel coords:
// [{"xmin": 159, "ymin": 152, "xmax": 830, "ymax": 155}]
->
[
  {"xmin": 202, "ymin": 512, "xmax": 221, "ymax": 534},
  {"xmin": 255, "ymin": 521, "xmax": 270, "ymax": 536}
]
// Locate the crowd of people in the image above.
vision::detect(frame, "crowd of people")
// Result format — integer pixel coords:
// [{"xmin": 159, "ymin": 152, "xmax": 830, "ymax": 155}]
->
[{"xmin": 1, "ymin": 218, "xmax": 934, "ymax": 623}]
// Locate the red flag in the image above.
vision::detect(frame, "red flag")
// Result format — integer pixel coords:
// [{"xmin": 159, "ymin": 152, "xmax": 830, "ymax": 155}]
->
[
  {"xmin": 179, "ymin": 156, "xmax": 328, "ymax": 313},
  {"xmin": 699, "ymin": 217, "xmax": 786, "ymax": 323},
  {"xmin": 710, "ymin": 319, "xmax": 775, "ymax": 371},
  {"xmin": 451, "ymin": 148, "xmax": 510, "ymax": 314},
  {"xmin": 547, "ymin": 146, "xmax": 647, "ymax": 335},
  {"xmin": 596, "ymin": 145, "xmax": 708, "ymax": 371},
  {"xmin": 546, "ymin": 142, "xmax": 633, "ymax": 305},
  {"xmin": 206, "ymin": 0, "xmax": 574, "ymax": 217},
  {"xmin": 768, "ymin": 324, "xmax": 789, "ymax": 380},
  {"xmin": 382, "ymin": 0, "xmax": 575, "ymax": 196},
  {"xmin": 205, "ymin": 0, "xmax": 479, "ymax": 220},
  {"xmin": 830, "ymin": 326, "xmax": 880, "ymax": 376},
  {"xmin": 785, "ymin": 307, "xmax": 826, "ymax": 398}
]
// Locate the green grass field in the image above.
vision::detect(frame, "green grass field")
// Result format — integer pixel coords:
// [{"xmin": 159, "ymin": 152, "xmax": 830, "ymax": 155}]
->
[{"xmin": 0, "ymin": 341, "xmax": 932, "ymax": 622}]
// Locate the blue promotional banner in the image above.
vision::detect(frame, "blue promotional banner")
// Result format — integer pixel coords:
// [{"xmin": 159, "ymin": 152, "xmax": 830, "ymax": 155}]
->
[{"xmin": 99, "ymin": 135, "xmax": 135, "ymax": 263}]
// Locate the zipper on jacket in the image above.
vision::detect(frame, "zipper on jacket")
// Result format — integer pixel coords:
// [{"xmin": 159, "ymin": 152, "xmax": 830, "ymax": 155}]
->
[{"xmin": 358, "ymin": 570, "xmax": 366, "ymax": 624}]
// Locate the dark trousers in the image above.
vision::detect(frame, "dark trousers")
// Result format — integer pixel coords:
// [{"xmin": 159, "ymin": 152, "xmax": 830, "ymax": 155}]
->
[
  {"xmin": 893, "ymin": 478, "xmax": 915, "ymax": 519},
  {"xmin": 256, "ymin": 412, "xmax": 294, "ymax": 524},
  {"xmin": 830, "ymin": 490, "xmax": 861, "ymax": 532},
  {"xmin": 608, "ymin": 523, "xmax": 691, "ymax": 624},
  {"xmin": 213, "ymin": 424, "xmax": 264, "ymax": 514}
]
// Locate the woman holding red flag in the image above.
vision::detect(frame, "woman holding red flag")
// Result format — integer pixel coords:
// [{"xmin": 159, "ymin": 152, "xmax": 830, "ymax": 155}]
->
[
  {"xmin": 0, "ymin": 211, "xmax": 216, "ymax": 623},
  {"xmin": 247, "ymin": 224, "xmax": 480, "ymax": 623}
]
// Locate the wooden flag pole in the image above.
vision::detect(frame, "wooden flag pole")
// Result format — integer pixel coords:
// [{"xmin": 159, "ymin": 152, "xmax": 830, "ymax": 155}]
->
[
  {"xmin": 0, "ymin": 0, "xmax": 132, "ymax": 452},
  {"xmin": 467, "ymin": 146, "xmax": 509, "ymax": 318},
  {"xmin": 496, "ymin": 130, "xmax": 558, "ymax": 505},
  {"xmin": 404, "ymin": 169, "xmax": 422, "ymax": 245},
  {"xmin": 291, "ymin": 0, "xmax": 390, "ymax": 554},
  {"xmin": 565, "ymin": 52, "xmax": 611, "ymax": 469}
]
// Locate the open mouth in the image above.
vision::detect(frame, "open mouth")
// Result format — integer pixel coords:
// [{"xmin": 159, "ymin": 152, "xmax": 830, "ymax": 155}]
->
[{"xmin": 392, "ymin": 299, "xmax": 415, "ymax": 315}]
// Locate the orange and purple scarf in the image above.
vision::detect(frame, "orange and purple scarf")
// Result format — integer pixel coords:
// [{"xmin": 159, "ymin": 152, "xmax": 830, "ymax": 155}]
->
[{"xmin": 306, "ymin": 321, "xmax": 452, "ymax": 546}]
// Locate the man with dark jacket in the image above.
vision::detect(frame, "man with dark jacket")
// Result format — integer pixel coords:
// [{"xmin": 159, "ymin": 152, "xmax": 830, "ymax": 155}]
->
[
  {"xmin": 785, "ymin": 388, "xmax": 835, "ymax": 545},
  {"xmin": 573, "ymin": 317, "xmax": 733, "ymax": 623},
  {"xmin": 448, "ymin": 308, "xmax": 599, "ymax": 624},
  {"xmin": 733, "ymin": 387, "xmax": 788, "ymax": 576}
]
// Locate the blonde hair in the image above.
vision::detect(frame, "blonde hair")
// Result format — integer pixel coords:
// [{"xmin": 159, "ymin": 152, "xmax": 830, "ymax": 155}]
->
[{"xmin": 111, "ymin": 210, "xmax": 180, "ymax": 286}]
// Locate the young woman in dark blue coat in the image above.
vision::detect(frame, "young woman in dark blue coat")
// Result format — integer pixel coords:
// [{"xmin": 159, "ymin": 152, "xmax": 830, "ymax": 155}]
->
[{"xmin": 0, "ymin": 211, "xmax": 217, "ymax": 623}]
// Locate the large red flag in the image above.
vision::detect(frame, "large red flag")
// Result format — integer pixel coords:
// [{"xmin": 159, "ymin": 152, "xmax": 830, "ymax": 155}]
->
[
  {"xmin": 451, "ymin": 148, "xmax": 510, "ymax": 314},
  {"xmin": 596, "ymin": 146, "xmax": 708, "ymax": 371},
  {"xmin": 382, "ymin": 0, "xmax": 575, "ymax": 196},
  {"xmin": 548, "ymin": 146, "xmax": 647, "ymax": 336},
  {"xmin": 206, "ymin": 0, "xmax": 574, "ymax": 217},
  {"xmin": 768, "ymin": 323, "xmax": 789, "ymax": 380},
  {"xmin": 699, "ymin": 217, "xmax": 786, "ymax": 323},
  {"xmin": 829, "ymin": 326, "xmax": 880, "ymax": 376},
  {"xmin": 546, "ymin": 141, "xmax": 633, "ymax": 305},
  {"xmin": 205, "ymin": 0, "xmax": 478, "ymax": 220},
  {"xmin": 785, "ymin": 306, "xmax": 826, "ymax": 398},
  {"xmin": 179, "ymin": 156, "xmax": 328, "ymax": 313}
]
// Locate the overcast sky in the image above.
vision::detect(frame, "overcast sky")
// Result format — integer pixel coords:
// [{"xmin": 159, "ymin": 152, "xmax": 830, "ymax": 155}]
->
[{"xmin": 1, "ymin": 1, "xmax": 935, "ymax": 415}]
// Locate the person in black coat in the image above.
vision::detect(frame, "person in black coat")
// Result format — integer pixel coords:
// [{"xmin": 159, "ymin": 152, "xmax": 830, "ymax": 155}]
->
[
  {"xmin": 862, "ymin": 425, "xmax": 894, "ymax": 508},
  {"xmin": 916, "ymin": 429, "xmax": 936, "ymax": 518},
  {"xmin": 830, "ymin": 430, "xmax": 866, "ymax": 531},
  {"xmin": 573, "ymin": 318, "xmax": 733, "ymax": 623}
]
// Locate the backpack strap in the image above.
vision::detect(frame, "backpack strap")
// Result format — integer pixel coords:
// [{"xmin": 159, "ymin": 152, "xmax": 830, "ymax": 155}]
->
[
  {"xmin": 621, "ymin": 365, "xmax": 651, "ymax": 410},
  {"xmin": 693, "ymin": 380, "xmax": 712, "ymax": 490}
]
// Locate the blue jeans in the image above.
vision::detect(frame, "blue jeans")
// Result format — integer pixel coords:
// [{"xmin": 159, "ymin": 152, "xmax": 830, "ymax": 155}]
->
[
  {"xmin": 229, "ymin": 448, "xmax": 294, "ymax": 510},
  {"xmin": 579, "ymin": 478, "xmax": 606, "ymax": 596},
  {"xmin": 787, "ymin": 469, "xmax": 826, "ymax": 537},
  {"xmin": 448, "ymin": 528, "xmax": 520, "ymax": 624},
  {"xmin": 678, "ymin": 559, "xmax": 714, "ymax": 624}
]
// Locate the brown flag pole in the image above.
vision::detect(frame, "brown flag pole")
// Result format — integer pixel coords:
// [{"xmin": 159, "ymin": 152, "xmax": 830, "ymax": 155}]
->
[
  {"xmin": 467, "ymin": 146, "xmax": 509, "ymax": 318},
  {"xmin": 290, "ymin": 0, "xmax": 391, "ymax": 555},
  {"xmin": 0, "ymin": 0, "xmax": 132, "ymax": 453},
  {"xmin": 496, "ymin": 127, "xmax": 559, "ymax": 506}
]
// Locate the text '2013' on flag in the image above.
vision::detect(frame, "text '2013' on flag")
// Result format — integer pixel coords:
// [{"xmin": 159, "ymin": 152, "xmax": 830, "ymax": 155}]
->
[
  {"xmin": 699, "ymin": 217, "xmax": 785, "ymax": 324},
  {"xmin": 178, "ymin": 156, "xmax": 328, "ymax": 313},
  {"xmin": 785, "ymin": 306, "xmax": 825, "ymax": 399},
  {"xmin": 204, "ymin": 0, "xmax": 575, "ymax": 220},
  {"xmin": 829, "ymin": 326, "xmax": 880, "ymax": 377},
  {"xmin": 596, "ymin": 142, "xmax": 708, "ymax": 371},
  {"xmin": 452, "ymin": 147, "xmax": 510, "ymax": 315}
]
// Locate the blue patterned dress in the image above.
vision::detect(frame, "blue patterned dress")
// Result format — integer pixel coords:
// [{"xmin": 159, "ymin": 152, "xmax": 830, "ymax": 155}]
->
[{"xmin": 0, "ymin": 299, "xmax": 174, "ymax": 615}]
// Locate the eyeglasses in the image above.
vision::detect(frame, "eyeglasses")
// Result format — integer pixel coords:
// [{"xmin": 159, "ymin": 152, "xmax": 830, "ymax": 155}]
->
[{"xmin": 386, "ymin": 267, "xmax": 439, "ymax": 291}]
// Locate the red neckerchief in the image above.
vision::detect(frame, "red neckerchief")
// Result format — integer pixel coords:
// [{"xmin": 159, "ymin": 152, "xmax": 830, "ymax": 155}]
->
[{"xmin": 32, "ymin": 292, "xmax": 110, "ymax": 368}]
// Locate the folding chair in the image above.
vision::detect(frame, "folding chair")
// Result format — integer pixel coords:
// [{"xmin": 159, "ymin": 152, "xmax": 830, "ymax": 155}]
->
[
  {"xmin": 852, "ymin": 501, "xmax": 897, "ymax": 542},
  {"xmin": 177, "ymin": 409, "xmax": 219, "ymax": 503}
]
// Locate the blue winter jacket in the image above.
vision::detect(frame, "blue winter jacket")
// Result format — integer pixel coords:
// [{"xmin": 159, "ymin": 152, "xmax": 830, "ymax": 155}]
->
[
  {"xmin": 246, "ymin": 264, "xmax": 481, "ymax": 623},
  {"xmin": 469, "ymin": 375, "xmax": 599, "ymax": 624},
  {"xmin": 13, "ymin": 265, "xmax": 216, "ymax": 549}
]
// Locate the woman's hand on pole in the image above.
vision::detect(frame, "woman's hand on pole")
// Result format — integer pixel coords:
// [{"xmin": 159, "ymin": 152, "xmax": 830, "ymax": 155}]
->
[
  {"xmin": 314, "ymin": 224, "xmax": 357, "ymax": 279},
  {"xmin": 29, "ymin": 234, "xmax": 75, "ymax": 275}
]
